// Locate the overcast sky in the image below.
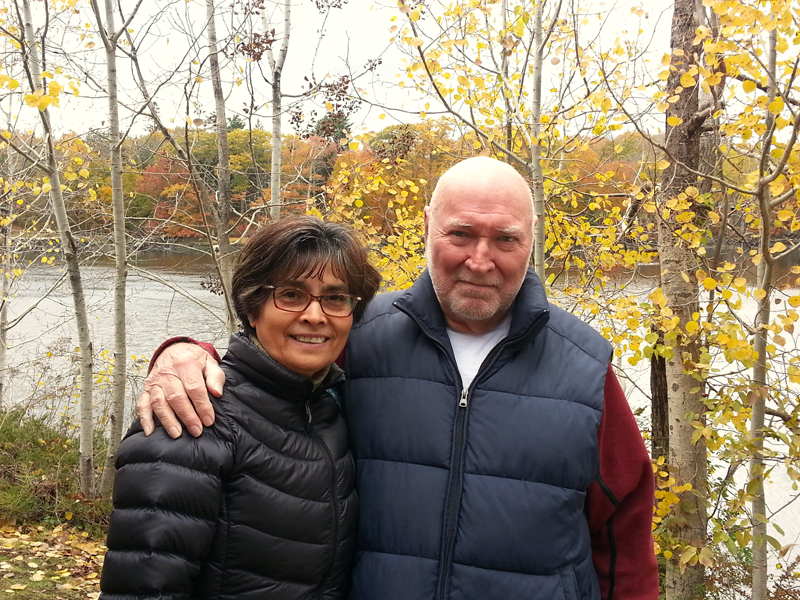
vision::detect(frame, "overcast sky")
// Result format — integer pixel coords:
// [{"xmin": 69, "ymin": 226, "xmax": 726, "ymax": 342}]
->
[{"xmin": 32, "ymin": 0, "xmax": 673, "ymax": 140}]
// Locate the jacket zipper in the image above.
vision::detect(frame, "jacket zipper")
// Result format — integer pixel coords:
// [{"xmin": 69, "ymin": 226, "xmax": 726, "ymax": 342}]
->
[
  {"xmin": 434, "ymin": 340, "xmax": 511, "ymax": 600},
  {"xmin": 393, "ymin": 302, "xmax": 550, "ymax": 600},
  {"xmin": 305, "ymin": 400, "xmax": 341, "ymax": 599}
]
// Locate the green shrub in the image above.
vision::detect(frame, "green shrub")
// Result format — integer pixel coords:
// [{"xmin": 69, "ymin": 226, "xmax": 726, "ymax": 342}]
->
[{"xmin": 0, "ymin": 409, "xmax": 111, "ymax": 536}]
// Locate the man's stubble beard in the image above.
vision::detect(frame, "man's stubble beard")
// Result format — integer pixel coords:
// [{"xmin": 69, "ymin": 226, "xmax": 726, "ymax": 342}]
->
[{"xmin": 427, "ymin": 254, "xmax": 522, "ymax": 325}]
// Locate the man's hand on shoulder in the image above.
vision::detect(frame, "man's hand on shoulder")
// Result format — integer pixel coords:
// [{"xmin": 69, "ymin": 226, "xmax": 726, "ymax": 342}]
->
[{"xmin": 136, "ymin": 342, "xmax": 225, "ymax": 438}]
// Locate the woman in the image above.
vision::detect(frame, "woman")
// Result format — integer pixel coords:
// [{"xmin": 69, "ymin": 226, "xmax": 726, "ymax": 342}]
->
[{"xmin": 100, "ymin": 216, "xmax": 381, "ymax": 600}]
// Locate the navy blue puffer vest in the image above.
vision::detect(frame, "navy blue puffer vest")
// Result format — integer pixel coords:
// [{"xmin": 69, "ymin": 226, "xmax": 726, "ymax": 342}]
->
[{"xmin": 344, "ymin": 269, "xmax": 612, "ymax": 600}]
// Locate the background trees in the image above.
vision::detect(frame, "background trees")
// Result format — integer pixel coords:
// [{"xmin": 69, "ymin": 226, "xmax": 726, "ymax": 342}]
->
[{"xmin": 0, "ymin": 0, "xmax": 799, "ymax": 597}]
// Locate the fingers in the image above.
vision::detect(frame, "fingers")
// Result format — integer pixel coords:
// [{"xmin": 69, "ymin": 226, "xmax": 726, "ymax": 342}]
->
[
  {"xmin": 136, "ymin": 390, "xmax": 155, "ymax": 436},
  {"xmin": 181, "ymin": 355, "xmax": 223, "ymax": 429},
  {"xmin": 144, "ymin": 343, "xmax": 208, "ymax": 438},
  {"xmin": 147, "ymin": 383, "xmax": 185, "ymax": 439},
  {"xmin": 204, "ymin": 356, "xmax": 226, "ymax": 398}
]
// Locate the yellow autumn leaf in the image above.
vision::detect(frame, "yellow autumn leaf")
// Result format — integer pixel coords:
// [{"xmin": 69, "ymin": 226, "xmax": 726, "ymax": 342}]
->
[
  {"xmin": 743, "ymin": 79, "xmax": 757, "ymax": 93},
  {"xmin": 48, "ymin": 80, "xmax": 61, "ymax": 96},
  {"xmin": 685, "ymin": 320, "xmax": 699, "ymax": 334},
  {"xmin": 41, "ymin": 183, "xmax": 52, "ymax": 193},
  {"xmin": 753, "ymin": 288, "xmax": 767, "ymax": 301},
  {"xmin": 79, "ymin": 168, "xmax": 89, "ymax": 178},
  {"xmin": 65, "ymin": 511, "xmax": 73, "ymax": 520},
  {"xmin": 409, "ymin": 6, "xmax": 421, "ymax": 21},
  {"xmin": 703, "ymin": 277, "xmax": 716, "ymax": 291},
  {"xmin": 408, "ymin": 37, "xmax": 424, "ymax": 47},
  {"xmin": 680, "ymin": 73, "xmax": 696, "ymax": 87},
  {"xmin": 348, "ymin": 141, "xmax": 359, "ymax": 151},
  {"xmin": 24, "ymin": 94, "xmax": 41, "ymax": 108},
  {"xmin": 771, "ymin": 242, "xmax": 786, "ymax": 253},
  {"xmin": 777, "ymin": 210, "xmax": 793, "ymax": 221},
  {"xmin": 768, "ymin": 98, "xmax": 785, "ymax": 115},
  {"xmin": 667, "ymin": 116, "xmax": 682, "ymax": 126},
  {"xmin": 788, "ymin": 295, "xmax": 800, "ymax": 308},
  {"xmin": 655, "ymin": 159, "xmax": 670, "ymax": 170}
]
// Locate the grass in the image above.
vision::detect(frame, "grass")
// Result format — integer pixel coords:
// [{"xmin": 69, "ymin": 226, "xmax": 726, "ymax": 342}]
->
[
  {"xmin": 0, "ymin": 409, "xmax": 110, "ymax": 598},
  {"xmin": 0, "ymin": 410, "xmax": 111, "ymax": 537}
]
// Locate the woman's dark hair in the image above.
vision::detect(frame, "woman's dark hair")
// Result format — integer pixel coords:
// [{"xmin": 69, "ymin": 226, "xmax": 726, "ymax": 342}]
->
[{"xmin": 231, "ymin": 216, "xmax": 382, "ymax": 334}]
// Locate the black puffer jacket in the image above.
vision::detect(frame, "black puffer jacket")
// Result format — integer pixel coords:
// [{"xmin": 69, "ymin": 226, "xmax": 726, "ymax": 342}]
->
[{"xmin": 100, "ymin": 333, "xmax": 357, "ymax": 600}]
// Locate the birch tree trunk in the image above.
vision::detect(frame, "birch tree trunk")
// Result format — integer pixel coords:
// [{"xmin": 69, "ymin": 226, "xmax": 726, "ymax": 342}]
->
[
  {"xmin": 528, "ymin": 0, "xmax": 546, "ymax": 281},
  {"xmin": 749, "ymin": 26, "xmax": 778, "ymax": 600},
  {"xmin": 657, "ymin": 0, "xmax": 707, "ymax": 596},
  {"xmin": 262, "ymin": 0, "xmax": 290, "ymax": 222},
  {"xmin": 206, "ymin": 0, "xmax": 235, "ymax": 333},
  {"xmin": 20, "ymin": 0, "xmax": 95, "ymax": 497},
  {"xmin": 0, "ymin": 217, "xmax": 8, "ymax": 408},
  {"xmin": 91, "ymin": 0, "xmax": 144, "ymax": 494}
]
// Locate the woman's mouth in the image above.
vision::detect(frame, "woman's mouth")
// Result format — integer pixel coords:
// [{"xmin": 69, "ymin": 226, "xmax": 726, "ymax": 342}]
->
[{"xmin": 291, "ymin": 335, "xmax": 328, "ymax": 344}]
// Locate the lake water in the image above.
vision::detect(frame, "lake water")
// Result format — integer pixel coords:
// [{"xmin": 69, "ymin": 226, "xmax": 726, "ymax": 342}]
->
[{"xmin": 2, "ymin": 250, "xmax": 799, "ymax": 583}]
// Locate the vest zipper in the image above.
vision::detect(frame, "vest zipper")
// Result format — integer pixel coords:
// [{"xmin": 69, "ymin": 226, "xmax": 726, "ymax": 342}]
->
[
  {"xmin": 434, "ymin": 312, "xmax": 550, "ymax": 600},
  {"xmin": 305, "ymin": 400, "xmax": 341, "ymax": 599},
  {"xmin": 393, "ymin": 301, "xmax": 549, "ymax": 600}
]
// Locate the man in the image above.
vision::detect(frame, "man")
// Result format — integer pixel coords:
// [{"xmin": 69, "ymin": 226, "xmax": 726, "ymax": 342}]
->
[{"xmin": 139, "ymin": 157, "xmax": 658, "ymax": 600}]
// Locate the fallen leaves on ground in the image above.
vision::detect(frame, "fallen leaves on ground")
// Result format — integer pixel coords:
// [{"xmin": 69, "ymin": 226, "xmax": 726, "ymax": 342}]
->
[{"xmin": 0, "ymin": 522, "xmax": 104, "ymax": 599}]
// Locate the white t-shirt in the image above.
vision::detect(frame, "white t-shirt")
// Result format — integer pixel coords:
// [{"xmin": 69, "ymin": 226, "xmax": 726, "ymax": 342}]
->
[{"xmin": 446, "ymin": 312, "xmax": 512, "ymax": 390}]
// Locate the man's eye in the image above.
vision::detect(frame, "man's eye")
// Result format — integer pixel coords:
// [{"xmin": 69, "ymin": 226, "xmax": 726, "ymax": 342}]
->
[
  {"xmin": 451, "ymin": 231, "xmax": 468, "ymax": 238},
  {"xmin": 499, "ymin": 236, "xmax": 517, "ymax": 243}
]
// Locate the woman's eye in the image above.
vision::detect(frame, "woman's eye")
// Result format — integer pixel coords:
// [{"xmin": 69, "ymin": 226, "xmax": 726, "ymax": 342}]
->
[
  {"xmin": 326, "ymin": 294, "xmax": 347, "ymax": 303},
  {"xmin": 279, "ymin": 289, "xmax": 303, "ymax": 300}
]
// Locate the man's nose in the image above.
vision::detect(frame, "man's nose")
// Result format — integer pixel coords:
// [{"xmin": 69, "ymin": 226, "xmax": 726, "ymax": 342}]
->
[{"xmin": 465, "ymin": 238, "xmax": 494, "ymax": 272}]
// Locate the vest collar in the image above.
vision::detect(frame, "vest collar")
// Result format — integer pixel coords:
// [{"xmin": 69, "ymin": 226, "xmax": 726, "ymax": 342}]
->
[{"xmin": 394, "ymin": 268, "xmax": 550, "ymax": 347}]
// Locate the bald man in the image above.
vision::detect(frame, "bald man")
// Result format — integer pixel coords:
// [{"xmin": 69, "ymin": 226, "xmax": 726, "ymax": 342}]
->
[{"xmin": 138, "ymin": 157, "xmax": 658, "ymax": 600}]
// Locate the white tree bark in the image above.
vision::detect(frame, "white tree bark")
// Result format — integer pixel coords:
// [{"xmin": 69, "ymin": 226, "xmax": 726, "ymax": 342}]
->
[
  {"xmin": 529, "ymin": 0, "xmax": 546, "ymax": 281},
  {"xmin": 749, "ymin": 25, "xmax": 778, "ymax": 600},
  {"xmin": 0, "ymin": 217, "xmax": 8, "ymax": 408},
  {"xmin": 20, "ymin": 0, "xmax": 94, "ymax": 497},
  {"xmin": 261, "ymin": 0, "xmax": 290, "ymax": 222},
  {"xmin": 90, "ymin": 0, "xmax": 144, "ymax": 494},
  {"xmin": 206, "ymin": 0, "xmax": 236, "ymax": 333}
]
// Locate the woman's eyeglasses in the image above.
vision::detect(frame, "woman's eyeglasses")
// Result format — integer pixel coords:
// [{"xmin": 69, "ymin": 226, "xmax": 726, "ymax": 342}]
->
[{"xmin": 266, "ymin": 285, "xmax": 360, "ymax": 317}]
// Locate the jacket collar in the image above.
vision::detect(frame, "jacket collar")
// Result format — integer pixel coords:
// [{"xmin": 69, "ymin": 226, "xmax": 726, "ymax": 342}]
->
[
  {"xmin": 393, "ymin": 268, "xmax": 550, "ymax": 348},
  {"xmin": 223, "ymin": 332, "xmax": 345, "ymax": 403}
]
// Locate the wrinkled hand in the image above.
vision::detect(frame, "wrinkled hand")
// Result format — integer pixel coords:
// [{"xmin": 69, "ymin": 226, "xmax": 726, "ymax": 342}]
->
[{"xmin": 136, "ymin": 342, "xmax": 225, "ymax": 438}]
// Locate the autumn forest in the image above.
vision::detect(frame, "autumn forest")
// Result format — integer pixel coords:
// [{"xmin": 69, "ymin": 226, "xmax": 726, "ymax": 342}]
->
[{"xmin": 1, "ymin": 0, "xmax": 800, "ymax": 598}]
